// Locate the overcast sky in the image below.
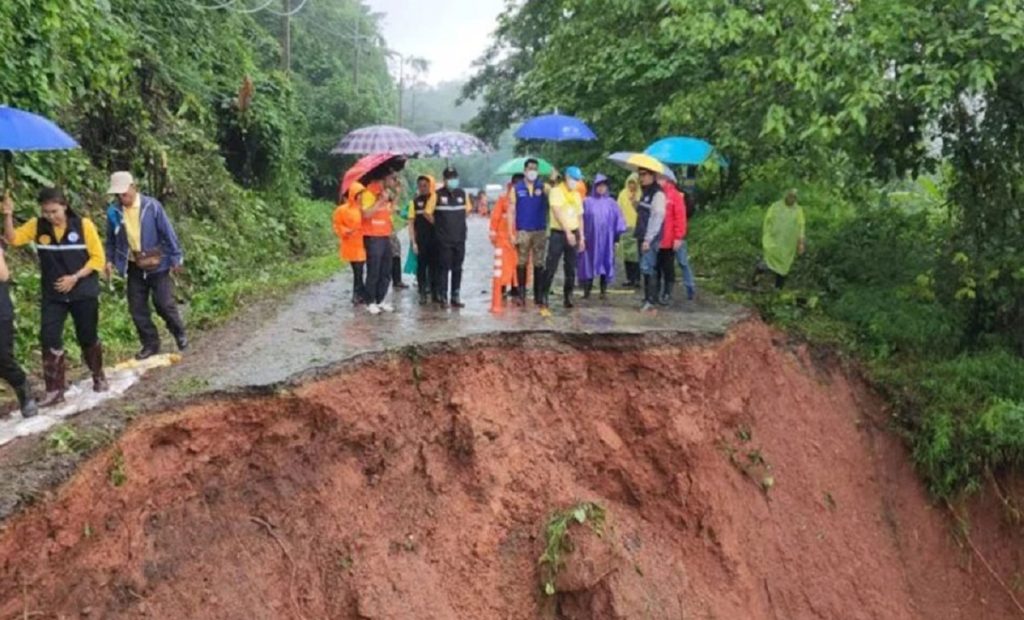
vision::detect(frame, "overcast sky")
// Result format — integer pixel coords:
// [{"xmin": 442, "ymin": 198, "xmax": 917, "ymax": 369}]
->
[{"xmin": 365, "ymin": 0, "xmax": 507, "ymax": 85}]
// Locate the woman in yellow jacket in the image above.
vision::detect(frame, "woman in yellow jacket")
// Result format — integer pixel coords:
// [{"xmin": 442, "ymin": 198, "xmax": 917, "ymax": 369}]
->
[{"xmin": 333, "ymin": 182, "xmax": 368, "ymax": 305}]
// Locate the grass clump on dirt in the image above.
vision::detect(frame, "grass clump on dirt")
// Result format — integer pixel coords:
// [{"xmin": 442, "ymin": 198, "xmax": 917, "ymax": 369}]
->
[
  {"xmin": 46, "ymin": 425, "xmax": 111, "ymax": 457},
  {"xmin": 538, "ymin": 501, "xmax": 607, "ymax": 596},
  {"xmin": 690, "ymin": 177, "xmax": 1024, "ymax": 501}
]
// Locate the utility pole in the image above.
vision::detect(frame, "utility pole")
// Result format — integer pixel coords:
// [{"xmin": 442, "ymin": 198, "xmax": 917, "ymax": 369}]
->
[
  {"xmin": 397, "ymin": 53, "xmax": 405, "ymax": 127},
  {"xmin": 353, "ymin": 20, "xmax": 361, "ymax": 87},
  {"xmin": 281, "ymin": 0, "xmax": 291, "ymax": 73}
]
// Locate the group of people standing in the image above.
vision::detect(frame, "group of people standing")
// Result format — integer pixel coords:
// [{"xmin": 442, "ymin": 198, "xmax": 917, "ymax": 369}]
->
[
  {"xmin": 334, "ymin": 157, "xmax": 700, "ymax": 314},
  {"xmin": 0, "ymin": 172, "xmax": 188, "ymax": 419}
]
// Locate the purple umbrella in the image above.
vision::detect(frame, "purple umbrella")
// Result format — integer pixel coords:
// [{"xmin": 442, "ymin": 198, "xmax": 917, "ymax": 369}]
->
[
  {"xmin": 422, "ymin": 131, "xmax": 491, "ymax": 158},
  {"xmin": 331, "ymin": 125, "xmax": 429, "ymax": 156}
]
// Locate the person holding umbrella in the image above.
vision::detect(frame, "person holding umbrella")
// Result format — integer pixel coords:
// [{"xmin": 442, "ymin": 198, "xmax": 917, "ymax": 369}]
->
[
  {"xmin": 635, "ymin": 168, "xmax": 667, "ymax": 312},
  {"xmin": 507, "ymin": 158, "xmax": 550, "ymax": 307},
  {"xmin": 542, "ymin": 166, "xmax": 586, "ymax": 309},
  {"xmin": 3, "ymin": 188, "xmax": 108, "ymax": 405},
  {"xmin": 429, "ymin": 167, "xmax": 472, "ymax": 308},
  {"xmin": 0, "ymin": 240, "xmax": 37, "ymax": 417},
  {"xmin": 360, "ymin": 168, "xmax": 400, "ymax": 315}
]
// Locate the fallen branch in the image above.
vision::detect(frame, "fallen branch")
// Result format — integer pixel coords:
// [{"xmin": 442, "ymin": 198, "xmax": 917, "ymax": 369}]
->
[{"xmin": 250, "ymin": 515, "xmax": 306, "ymax": 620}]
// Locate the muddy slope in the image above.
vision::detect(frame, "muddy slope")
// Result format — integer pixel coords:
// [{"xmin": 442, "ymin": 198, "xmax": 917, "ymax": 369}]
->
[{"xmin": 0, "ymin": 321, "xmax": 1020, "ymax": 619}]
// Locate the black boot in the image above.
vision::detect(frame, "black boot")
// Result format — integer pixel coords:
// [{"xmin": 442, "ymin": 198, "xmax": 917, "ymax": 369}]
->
[
  {"xmin": 14, "ymin": 382, "xmax": 37, "ymax": 418},
  {"xmin": 641, "ymin": 275, "xmax": 657, "ymax": 311},
  {"xmin": 515, "ymin": 266, "xmax": 528, "ymax": 306},
  {"xmin": 84, "ymin": 342, "xmax": 109, "ymax": 393},
  {"xmin": 533, "ymin": 267, "xmax": 546, "ymax": 307},
  {"xmin": 582, "ymin": 280, "xmax": 593, "ymax": 299},
  {"xmin": 599, "ymin": 276, "xmax": 608, "ymax": 299},
  {"xmin": 564, "ymin": 288, "xmax": 574, "ymax": 309},
  {"xmin": 450, "ymin": 291, "xmax": 465, "ymax": 308},
  {"xmin": 625, "ymin": 262, "xmax": 640, "ymax": 287}
]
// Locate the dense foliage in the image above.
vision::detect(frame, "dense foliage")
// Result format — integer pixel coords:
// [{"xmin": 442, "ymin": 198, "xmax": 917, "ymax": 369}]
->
[
  {"xmin": 465, "ymin": 0, "xmax": 1024, "ymax": 499},
  {"xmin": 0, "ymin": 0, "xmax": 396, "ymax": 365}
]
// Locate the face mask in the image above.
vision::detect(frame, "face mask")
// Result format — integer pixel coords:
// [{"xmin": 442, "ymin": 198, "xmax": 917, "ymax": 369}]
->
[
  {"xmin": 525, "ymin": 170, "xmax": 539, "ymax": 182},
  {"xmin": 567, "ymin": 179, "xmax": 578, "ymax": 191},
  {"xmin": 447, "ymin": 179, "xmax": 460, "ymax": 190}
]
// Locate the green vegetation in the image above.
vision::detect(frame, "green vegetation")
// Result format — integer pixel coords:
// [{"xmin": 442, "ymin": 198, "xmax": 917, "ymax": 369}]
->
[
  {"xmin": 538, "ymin": 501, "xmax": 606, "ymax": 596},
  {"xmin": 467, "ymin": 1, "xmax": 1024, "ymax": 500},
  {"xmin": 0, "ymin": 0, "xmax": 396, "ymax": 370},
  {"xmin": 46, "ymin": 423, "xmax": 110, "ymax": 456}
]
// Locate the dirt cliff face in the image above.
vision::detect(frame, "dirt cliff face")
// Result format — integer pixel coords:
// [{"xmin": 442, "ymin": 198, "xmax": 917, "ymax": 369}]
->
[{"xmin": 0, "ymin": 321, "xmax": 1020, "ymax": 619}]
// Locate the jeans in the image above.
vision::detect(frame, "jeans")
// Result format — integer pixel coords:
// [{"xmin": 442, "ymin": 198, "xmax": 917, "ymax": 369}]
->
[
  {"xmin": 128, "ymin": 264, "xmax": 186, "ymax": 350},
  {"xmin": 639, "ymin": 232, "xmax": 663, "ymax": 276},
  {"xmin": 364, "ymin": 236, "xmax": 392, "ymax": 304},
  {"xmin": 675, "ymin": 240, "xmax": 697, "ymax": 295}
]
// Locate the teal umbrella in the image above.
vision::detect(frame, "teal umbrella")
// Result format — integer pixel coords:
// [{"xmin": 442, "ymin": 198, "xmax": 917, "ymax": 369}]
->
[{"xmin": 494, "ymin": 156, "xmax": 554, "ymax": 177}]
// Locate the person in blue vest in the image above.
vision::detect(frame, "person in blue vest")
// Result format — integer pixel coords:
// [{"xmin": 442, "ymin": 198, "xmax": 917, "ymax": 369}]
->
[
  {"xmin": 429, "ymin": 167, "xmax": 472, "ymax": 308},
  {"xmin": 0, "ymin": 201, "xmax": 37, "ymax": 417},
  {"xmin": 104, "ymin": 172, "xmax": 187, "ymax": 360},
  {"xmin": 506, "ymin": 158, "xmax": 550, "ymax": 307},
  {"xmin": 3, "ymin": 188, "xmax": 108, "ymax": 406}
]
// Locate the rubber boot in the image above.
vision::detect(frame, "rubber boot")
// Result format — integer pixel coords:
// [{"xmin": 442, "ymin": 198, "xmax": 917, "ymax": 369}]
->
[
  {"xmin": 564, "ymin": 287, "xmax": 574, "ymax": 309},
  {"xmin": 39, "ymin": 349, "xmax": 66, "ymax": 407},
  {"xmin": 533, "ymin": 267, "xmax": 546, "ymax": 307},
  {"xmin": 450, "ymin": 290, "xmax": 465, "ymax": 309},
  {"xmin": 582, "ymin": 280, "xmax": 593, "ymax": 300},
  {"xmin": 516, "ymin": 267, "xmax": 528, "ymax": 306},
  {"xmin": 14, "ymin": 382, "xmax": 37, "ymax": 418},
  {"xmin": 84, "ymin": 342, "xmax": 109, "ymax": 393},
  {"xmin": 626, "ymin": 262, "xmax": 640, "ymax": 287},
  {"xmin": 599, "ymin": 276, "xmax": 608, "ymax": 299},
  {"xmin": 641, "ymin": 275, "xmax": 657, "ymax": 311}
]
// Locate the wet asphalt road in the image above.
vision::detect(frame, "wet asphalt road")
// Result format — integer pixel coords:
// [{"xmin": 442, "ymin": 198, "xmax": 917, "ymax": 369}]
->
[{"xmin": 206, "ymin": 217, "xmax": 744, "ymax": 389}]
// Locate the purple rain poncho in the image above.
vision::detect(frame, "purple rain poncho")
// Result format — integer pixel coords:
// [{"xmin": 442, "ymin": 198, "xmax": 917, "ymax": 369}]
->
[{"xmin": 577, "ymin": 174, "xmax": 627, "ymax": 283}]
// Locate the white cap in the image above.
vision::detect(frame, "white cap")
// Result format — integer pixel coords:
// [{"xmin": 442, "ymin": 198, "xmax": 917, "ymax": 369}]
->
[{"xmin": 107, "ymin": 171, "xmax": 134, "ymax": 195}]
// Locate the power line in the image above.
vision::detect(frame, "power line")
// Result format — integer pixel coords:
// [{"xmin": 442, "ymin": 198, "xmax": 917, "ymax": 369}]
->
[
  {"xmin": 230, "ymin": 0, "xmax": 277, "ymax": 14},
  {"xmin": 263, "ymin": 0, "xmax": 310, "ymax": 17},
  {"xmin": 192, "ymin": 0, "xmax": 238, "ymax": 9}
]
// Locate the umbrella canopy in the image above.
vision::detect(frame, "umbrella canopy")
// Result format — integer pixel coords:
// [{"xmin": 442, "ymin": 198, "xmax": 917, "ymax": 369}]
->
[
  {"xmin": 514, "ymin": 114, "xmax": 597, "ymax": 142},
  {"xmin": 644, "ymin": 137, "xmax": 714, "ymax": 166},
  {"xmin": 422, "ymin": 131, "xmax": 491, "ymax": 158},
  {"xmin": 608, "ymin": 152, "xmax": 675, "ymax": 182},
  {"xmin": 331, "ymin": 125, "xmax": 428, "ymax": 156},
  {"xmin": 494, "ymin": 156, "xmax": 555, "ymax": 177},
  {"xmin": 0, "ymin": 105, "xmax": 79, "ymax": 151},
  {"xmin": 341, "ymin": 153, "xmax": 406, "ymax": 194}
]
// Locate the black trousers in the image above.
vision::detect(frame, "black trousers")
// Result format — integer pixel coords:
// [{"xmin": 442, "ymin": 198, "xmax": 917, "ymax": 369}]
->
[
  {"xmin": 364, "ymin": 236, "xmax": 392, "ymax": 304},
  {"xmin": 350, "ymin": 261, "xmax": 367, "ymax": 302},
  {"xmin": 414, "ymin": 228, "xmax": 439, "ymax": 296},
  {"xmin": 544, "ymin": 229, "xmax": 579, "ymax": 298},
  {"xmin": 437, "ymin": 240, "xmax": 466, "ymax": 299},
  {"xmin": 657, "ymin": 248, "xmax": 676, "ymax": 289},
  {"xmin": 128, "ymin": 264, "xmax": 186, "ymax": 350},
  {"xmin": 41, "ymin": 296, "xmax": 99, "ymax": 352},
  {"xmin": 0, "ymin": 318, "xmax": 26, "ymax": 389}
]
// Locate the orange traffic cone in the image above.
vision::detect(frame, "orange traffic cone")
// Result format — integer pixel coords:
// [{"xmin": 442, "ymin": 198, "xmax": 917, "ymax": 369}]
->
[{"xmin": 491, "ymin": 247, "xmax": 504, "ymax": 313}]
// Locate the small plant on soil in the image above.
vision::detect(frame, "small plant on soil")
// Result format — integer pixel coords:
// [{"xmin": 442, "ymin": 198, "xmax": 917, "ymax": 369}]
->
[
  {"xmin": 108, "ymin": 450, "xmax": 128, "ymax": 487},
  {"xmin": 46, "ymin": 425, "xmax": 109, "ymax": 456},
  {"xmin": 538, "ymin": 501, "xmax": 607, "ymax": 596}
]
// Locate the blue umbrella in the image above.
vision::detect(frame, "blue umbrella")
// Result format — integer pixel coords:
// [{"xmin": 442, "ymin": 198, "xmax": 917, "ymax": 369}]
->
[
  {"xmin": 0, "ymin": 105, "xmax": 79, "ymax": 152},
  {"xmin": 0, "ymin": 105, "xmax": 79, "ymax": 190},
  {"xmin": 515, "ymin": 114, "xmax": 597, "ymax": 142},
  {"xmin": 644, "ymin": 137, "xmax": 714, "ymax": 166}
]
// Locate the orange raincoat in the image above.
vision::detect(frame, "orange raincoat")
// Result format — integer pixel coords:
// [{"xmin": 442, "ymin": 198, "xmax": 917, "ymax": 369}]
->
[
  {"xmin": 489, "ymin": 189, "xmax": 518, "ymax": 287},
  {"xmin": 333, "ymin": 182, "xmax": 367, "ymax": 263}
]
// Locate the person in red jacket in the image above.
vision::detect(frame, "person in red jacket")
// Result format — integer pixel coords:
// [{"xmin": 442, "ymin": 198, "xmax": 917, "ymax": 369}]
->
[{"xmin": 656, "ymin": 178, "xmax": 687, "ymax": 305}]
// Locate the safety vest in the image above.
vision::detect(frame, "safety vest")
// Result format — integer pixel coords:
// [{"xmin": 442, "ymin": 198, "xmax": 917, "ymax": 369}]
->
[
  {"xmin": 634, "ymin": 184, "xmax": 664, "ymax": 242},
  {"xmin": 361, "ymin": 184, "xmax": 393, "ymax": 237},
  {"xmin": 434, "ymin": 188, "xmax": 468, "ymax": 244},
  {"xmin": 36, "ymin": 213, "xmax": 100, "ymax": 301},
  {"xmin": 514, "ymin": 180, "xmax": 548, "ymax": 232}
]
